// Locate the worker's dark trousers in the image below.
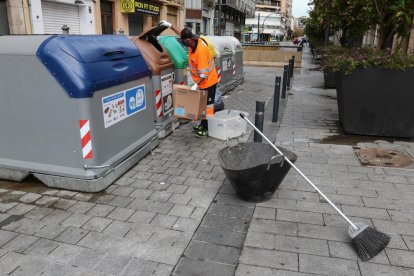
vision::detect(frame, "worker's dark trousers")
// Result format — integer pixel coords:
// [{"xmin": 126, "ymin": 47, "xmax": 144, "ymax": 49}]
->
[{"xmin": 200, "ymin": 84, "xmax": 217, "ymax": 130}]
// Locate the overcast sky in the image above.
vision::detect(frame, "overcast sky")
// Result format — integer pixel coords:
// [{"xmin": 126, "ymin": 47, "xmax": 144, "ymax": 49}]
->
[{"xmin": 292, "ymin": 0, "xmax": 310, "ymax": 17}]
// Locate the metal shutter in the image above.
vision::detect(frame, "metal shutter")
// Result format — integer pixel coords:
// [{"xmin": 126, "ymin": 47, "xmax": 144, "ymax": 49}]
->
[
  {"xmin": 42, "ymin": 1, "xmax": 80, "ymax": 34},
  {"xmin": 128, "ymin": 13, "xmax": 144, "ymax": 36},
  {"xmin": 0, "ymin": 0, "xmax": 10, "ymax": 35}
]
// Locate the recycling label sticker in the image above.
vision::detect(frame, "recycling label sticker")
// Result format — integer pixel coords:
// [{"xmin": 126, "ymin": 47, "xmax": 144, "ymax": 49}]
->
[
  {"xmin": 126, "ymin": 85, "xmax": 146, "ymax": 116},
  {"xmin": 102, "ymin": 84, "xmax": 146, "ymax": 128},
  {"xmin": 161, "ymin": 73, "xmax": 173, "ymax": 114}
]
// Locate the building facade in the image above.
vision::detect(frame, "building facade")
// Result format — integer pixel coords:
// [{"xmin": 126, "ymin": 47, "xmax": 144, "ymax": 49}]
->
[
  {"xmin": 214, "ymin": 0, "xmax": 255, "ymax": 39},
  {"xmin": 184, "ymin": 0, "xmax": 215, "ymax": 35},
  {"xmin": 0, "ymin": 0, "xmax": 184, "ymax": 35},
  {"xmin": 0, "ymin": 0, "xmax": 259, "ymax": 38},
  {"xmin": 182, "ymin": 0, "xmax": 255, "ymax": 39},
  {"xmin": 293, "ymin": 16, "xmax": 306, "ymax": 30},
  {"xmin": 244, "ymin": 0, "xmax": 287, "ymax": 42}
]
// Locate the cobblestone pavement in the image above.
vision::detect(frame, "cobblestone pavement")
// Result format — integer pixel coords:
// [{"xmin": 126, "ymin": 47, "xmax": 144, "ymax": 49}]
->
[
  {"xmin": 1, "ymin": 48, "xmax": 414, "ymax": 276},
  {"xmin": 236, "ymin": 48, "xmax": 414, "ymax": 276},
  {"xmin": 0, "ymin": 64, "xmax": 280, "ymax": 275}
]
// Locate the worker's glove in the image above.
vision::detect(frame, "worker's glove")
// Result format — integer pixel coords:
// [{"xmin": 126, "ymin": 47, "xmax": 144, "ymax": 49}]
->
[
  {"xmin": 158, "ymin": 20, "xmax": 172, "ymax": 28},
  {"xmin": 191, "ymin": 83, "xmax": 198, "ymax": 90}
]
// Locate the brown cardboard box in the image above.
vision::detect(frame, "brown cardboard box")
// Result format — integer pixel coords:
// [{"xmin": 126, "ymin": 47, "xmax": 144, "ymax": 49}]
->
[{"xmin": 173, "ymin": 84, "xmax": 207, "ymax": 120}]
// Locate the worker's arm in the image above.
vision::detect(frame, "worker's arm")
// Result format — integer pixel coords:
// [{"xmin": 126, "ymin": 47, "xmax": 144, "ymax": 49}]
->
[
  {"xmin": 191, "ymin": 77, "xmax": 205, "ymax": 90},
  {"xmin": 158, "ymin": 20, "xmax": 181, "ymax": 36},
  {"xmin": 171, "ymin": 25, "xmax": 181, "ymax": 36}
]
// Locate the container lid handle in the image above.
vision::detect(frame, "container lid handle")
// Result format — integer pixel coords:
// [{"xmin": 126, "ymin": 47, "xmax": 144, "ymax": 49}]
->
[{"xmin": 103, "ymin": 50, "xmax": 125, "ymax": 56}]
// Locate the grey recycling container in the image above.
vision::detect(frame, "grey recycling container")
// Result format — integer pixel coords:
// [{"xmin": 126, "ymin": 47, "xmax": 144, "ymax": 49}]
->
[
  {"xmin": 226, "ymin": 36, "xmax": 244, "ymax": 85},
  {"xmin": 206, "ymin": 35, "xmax": 237, "ymax": 92},
  {"xmin": 0, "ymin": 35, "xmax": 158, "ymax": 192}
]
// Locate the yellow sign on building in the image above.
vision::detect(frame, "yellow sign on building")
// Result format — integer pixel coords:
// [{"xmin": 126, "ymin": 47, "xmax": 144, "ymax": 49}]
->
[
  {"xmin": 120, "ymin": 0, "xmax": 160, "ymax": 16},
  {"xmin": 120, "ymin": 0, "xmax": 135, "ymax": 13}
]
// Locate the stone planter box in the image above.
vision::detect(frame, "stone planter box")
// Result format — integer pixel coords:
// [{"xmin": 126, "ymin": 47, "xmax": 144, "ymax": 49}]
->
[
  {"xmin": 323, "ymin": 68, "xmax": 336, "ymax": 88},
  {"xmin": 335, "ymin": 67, "xmax": 414, "ymax": 138}
]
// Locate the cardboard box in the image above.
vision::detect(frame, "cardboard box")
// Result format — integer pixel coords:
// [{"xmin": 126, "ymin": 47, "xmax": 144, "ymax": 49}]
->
[{"xmin": 173, "ymin": 84, "xmax": 207, "ymax": 120}]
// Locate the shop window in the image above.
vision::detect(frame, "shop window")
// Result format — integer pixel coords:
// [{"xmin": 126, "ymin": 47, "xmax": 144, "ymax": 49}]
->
[
  {"xmin": 128, "ymin": 13, "xmax": 144, "ymax": 36},
  {"xmin": 0, "ymin": 0, "xmax": 10, "ymax": 35},
  {"xmin": 152, "ymin": 16, "xmax": 159, "ymax": 27},
  {"xmin": 100, "ymin": 0, "xmax": 113, "ymax": 34},
  {"xmin": 167, "ymin": 14, "xmax": 176, "ymax": 27}
]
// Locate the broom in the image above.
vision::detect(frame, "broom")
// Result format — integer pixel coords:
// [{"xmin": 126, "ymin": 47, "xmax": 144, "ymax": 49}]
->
[{"xmin": 240, "ymin": 113, "xmax": 390, "ymax": 261}]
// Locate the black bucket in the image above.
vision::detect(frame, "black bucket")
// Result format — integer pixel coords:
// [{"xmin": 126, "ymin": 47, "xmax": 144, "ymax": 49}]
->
[{"xmin": 218, "ymin": 142, "xmax": 297, "ymax": 202}]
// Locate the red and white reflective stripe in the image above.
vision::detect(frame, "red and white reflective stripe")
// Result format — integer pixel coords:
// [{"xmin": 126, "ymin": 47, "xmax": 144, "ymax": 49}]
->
[
  {"xmin": 79, "ymin": 120, "xmax": 93, "ymax": 159},
  {"xmin": 217, "ymin": 66, "xmax": 222, "ymax": 83},
  {"xmin": 232, "ymin": 64, "xmax": 236, "ymax": 76},
  {"xmin": 155, "ymin": 89, "xmax": 163, "ymax": 117}
]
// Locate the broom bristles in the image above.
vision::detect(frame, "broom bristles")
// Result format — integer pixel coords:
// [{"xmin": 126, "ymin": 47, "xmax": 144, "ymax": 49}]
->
[{"xmin": 351, "ymin": 226, "xmax": 390, "ymax": 261}]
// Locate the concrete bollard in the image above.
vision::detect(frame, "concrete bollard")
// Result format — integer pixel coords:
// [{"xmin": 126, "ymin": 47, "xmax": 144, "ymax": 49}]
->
[
  {"xmin": 272, "ymin": 76, "xmax": 281, "ymax": 122},
  {"xmin": 254, "ymin": 101, "xmax": 265, "ymax": 142}
]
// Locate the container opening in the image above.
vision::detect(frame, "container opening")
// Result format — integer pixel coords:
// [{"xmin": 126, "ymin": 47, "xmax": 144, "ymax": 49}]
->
[
  {"xmin": 143, "ymin": 35, "xmax": 163, "ymax": 52},
  {"xmin": 175, "ymin": 37, "xmax": 190, "ymax": 51}
]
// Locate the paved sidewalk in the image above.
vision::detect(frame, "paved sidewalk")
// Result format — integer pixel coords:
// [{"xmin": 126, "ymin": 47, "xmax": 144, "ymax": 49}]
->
[
  {"xmin": 236, "ymin": 48, "xmax": 414, "ymax": 276},
  {"xmin": 1, "ymin": 47, "xmax": 414, "ymax": 276},
  {"xmin": 0, "ymin": 64, "xmax": 279, "ymax": 275}
]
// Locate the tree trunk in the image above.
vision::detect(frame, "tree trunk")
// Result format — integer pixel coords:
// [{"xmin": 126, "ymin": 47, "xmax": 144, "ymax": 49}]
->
[
  {"xmin": 345, "ymin": 28, "xmax": 363, "ymax": 48},
  {"xmin": 375, "ymin": 25, "xmax": 395, "ymax": 50},
  {"xmin": 399, "ymin": 36, "xmax": 409, "ymax": 55},
  {"xmin": 376, "ymin": 28, "xmax": 384, "ymax": 49},
  {"xmin": 324, "ymin": 26, "xmax": 330, "ymax": 46},
  {"xmin": 382, "ymin": 27, "xmax": 395, "ymax": 50}
]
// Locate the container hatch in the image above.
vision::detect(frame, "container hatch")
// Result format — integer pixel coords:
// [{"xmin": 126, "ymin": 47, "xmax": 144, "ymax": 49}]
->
[
  {"xmin": 139, "ymin": 25, "xmax": 169, "ymax": 39},
  {"xmin": 206, "ymin": 35, "xmax": 233, "ymax": 54},
  {"xmin": 157, "ymin": 36, "xmax": 188, "ymax": 68},
  {"xmin": 37, "ymin": 35, "xmax": 151, "ymax": 98}
]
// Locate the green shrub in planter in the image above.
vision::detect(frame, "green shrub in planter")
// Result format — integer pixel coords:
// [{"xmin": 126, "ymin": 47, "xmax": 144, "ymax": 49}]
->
[
  {"xmin": 329, "ymin": 48, "xmax": 414, "ymax": 137},
  {"xmin": 320, "ymin": 46, "xmax": 348, "ymax": 88},
  {"xmin": 323, "ymin": 68, "xmax": 337, "ymax": 88}
]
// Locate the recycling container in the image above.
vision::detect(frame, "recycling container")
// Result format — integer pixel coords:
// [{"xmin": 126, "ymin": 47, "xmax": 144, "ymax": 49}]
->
[
  {"xmin": 0, "ymin": 35, "xmax": 158, "ymax": 192},
  {"xmin": 226, "ymin": 36, "xmax": 244, "ymax": 85},
  {"xmin": 158, "ymin": 36, "xmax": 194, "ymax": 86},
  {"xmin": 206, "ymin": 35, "xmax": 237, "ymax": 90},
  {"xmin": 200, "ymin": 35, "xmax": 217, "ymax": 60},
  {"xmin": 131, "ymin": 25, "xmax": 176, "ymax": 138}
]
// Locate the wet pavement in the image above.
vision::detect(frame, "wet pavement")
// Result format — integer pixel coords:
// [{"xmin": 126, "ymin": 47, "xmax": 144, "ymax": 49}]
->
[{"xmin": 1, "ymin": 47, "xmax": 414, "ymax": 275}]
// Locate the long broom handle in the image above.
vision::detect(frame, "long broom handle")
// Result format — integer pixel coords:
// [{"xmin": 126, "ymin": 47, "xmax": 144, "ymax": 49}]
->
[{"xmin": 241, "ymin": 114, "xmax": 358, "ymax": 230}]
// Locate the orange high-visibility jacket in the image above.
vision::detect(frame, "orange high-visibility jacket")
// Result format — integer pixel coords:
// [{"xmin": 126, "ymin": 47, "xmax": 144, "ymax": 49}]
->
[{"xmin": 189, "ymin": 38, "xmax": 218, "ymax": 89}]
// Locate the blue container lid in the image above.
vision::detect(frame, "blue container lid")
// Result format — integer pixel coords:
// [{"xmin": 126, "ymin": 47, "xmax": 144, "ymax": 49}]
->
[{"xmin": 37, "ymin": 35, "xmax": 151, "ymax": 98}]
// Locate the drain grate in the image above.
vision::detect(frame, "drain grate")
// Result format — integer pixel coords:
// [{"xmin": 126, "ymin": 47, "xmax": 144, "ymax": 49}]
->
[{"xmin": 355, "ymin": 148, "xmax": 414, "ymax": 168}]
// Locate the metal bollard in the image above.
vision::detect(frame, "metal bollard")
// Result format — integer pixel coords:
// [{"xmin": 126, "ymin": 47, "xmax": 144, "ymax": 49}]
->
[
  {"xmin": 254, "ymin": 101, "xmax": 265, "ymax": 142},
  {"xmin": 287, "ymin": 61, "xmax": 291, "ymax": 90},
  {"xmin": 289, "ymin": 58, "xmax": 294, "ymax": 87},
  {"xmin": 272, "ymin": 76, "xmax": 281, "ymax": 122},
  {"xmin": 282, "ymin": 65, "xmax": 288, "ymax": 98}
]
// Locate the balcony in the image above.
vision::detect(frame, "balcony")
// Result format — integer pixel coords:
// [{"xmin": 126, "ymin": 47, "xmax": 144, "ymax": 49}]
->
[
  {"xmin": 165, "ymin": 0, "xmax": 184, "ymax": 6},
  {"xmin": 203, "ymin": 0, "xmax": 216, "ymax": 6},
  {"xmin": 256, "ymin": 0, "xmax": 280, "ymax": 5}
]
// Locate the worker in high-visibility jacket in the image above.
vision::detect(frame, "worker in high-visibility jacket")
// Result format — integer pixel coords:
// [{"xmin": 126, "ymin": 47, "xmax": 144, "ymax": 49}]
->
[{"xmin": 159, "ymin": 20, "xmax": 218, "ymax": 138}]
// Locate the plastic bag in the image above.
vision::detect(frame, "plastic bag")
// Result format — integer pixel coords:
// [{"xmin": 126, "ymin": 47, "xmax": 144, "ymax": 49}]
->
[{"xmin": 214, "ymin": 89, "xmax": 225, "ymax": 112}]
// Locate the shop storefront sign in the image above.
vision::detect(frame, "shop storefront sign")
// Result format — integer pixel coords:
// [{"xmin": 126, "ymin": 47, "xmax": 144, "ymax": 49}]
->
[{"xmin": 120, "ymin": 0, "xmax": 160, "ymax": 16}]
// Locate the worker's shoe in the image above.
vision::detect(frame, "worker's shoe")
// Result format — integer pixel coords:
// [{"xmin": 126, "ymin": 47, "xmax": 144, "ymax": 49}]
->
[
  {"xmin": 195, "ymin": 129, "xmax": 208, "ymax": 138},
  {"xmin": 193, "ymin": 125, "xmax": 204, "ymax": 132}
]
